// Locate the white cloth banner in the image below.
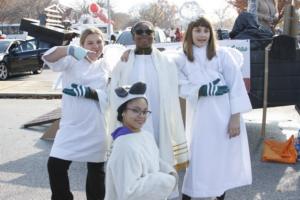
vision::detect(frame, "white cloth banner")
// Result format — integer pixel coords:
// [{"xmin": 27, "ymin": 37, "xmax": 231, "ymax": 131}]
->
[{"xmin": 218, "ymin": 39, "xmax": 250, "ymax": 79}]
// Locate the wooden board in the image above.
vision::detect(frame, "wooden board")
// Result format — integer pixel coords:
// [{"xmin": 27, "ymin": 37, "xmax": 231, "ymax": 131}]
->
[{"xmin": 23, "ymin": 108, "xmax": 61, "ymax": 128}]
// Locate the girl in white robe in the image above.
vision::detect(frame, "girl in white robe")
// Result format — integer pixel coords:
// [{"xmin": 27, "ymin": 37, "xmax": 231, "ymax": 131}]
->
[
  {"xmin": 42, "ymin": 27, "xmax": 109, "ymax": 200},
  {"xmin": 175, "ymin": 17, "xmax": 252, "ymax": 200},
  {"xmin": 105, "ymin": 82, "xmax": 177, "ymax": 200}
]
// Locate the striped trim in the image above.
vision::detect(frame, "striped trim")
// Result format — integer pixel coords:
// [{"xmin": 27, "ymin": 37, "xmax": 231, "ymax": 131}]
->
[
  {"xmin": 173, "ymin": 142, "xmax": 187, "ymax": 148},
  {"xmin": 173, "ymin": 146, "xmax": 188, "ymax": 152},
  {"xmin": 175, "ymin": 161, "xmax": 189, "ymax": 171},
  {"xmin": 174, "ymin": 150, "xmax": 189, "ymax": 157},
  {"xmin": 208, "ymin": 82, "xmax": 212, "ymax": 95},
  {"xmin": 74, "ymin": 88, "xmax": 79, "ymax": 96},
  {"xmin": 213, "ymin": 85, "xmax": 217, "ymax": 95}
]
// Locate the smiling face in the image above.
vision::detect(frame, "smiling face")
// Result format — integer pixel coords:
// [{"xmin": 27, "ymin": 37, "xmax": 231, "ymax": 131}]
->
[
  {"xmin": 132, "ymin": 23, "xmax": 154, "ymax": 49},
  {"xmin": 122, "ymin": 98, "xmax": 150, "ymax": 132},
  {"xmin": 192, "ymin": 25, "xmax": 210, "ymax": 48},
  {"xmin": 82, "ymin": 33, "xmax": 103, "ymax": 59}
]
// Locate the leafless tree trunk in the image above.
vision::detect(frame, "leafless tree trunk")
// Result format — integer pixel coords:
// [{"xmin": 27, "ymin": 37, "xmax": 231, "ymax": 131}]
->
[
  {"xmin": 0, "ymin": 0, "xmax": 54, "ymax": 24},
  {"xmin": 214, "ymin": 5, "xmax": 231, "ymax": 29}
]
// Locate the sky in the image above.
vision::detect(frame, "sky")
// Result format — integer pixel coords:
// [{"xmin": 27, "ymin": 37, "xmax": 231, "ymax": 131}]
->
[
  {"xmin": 60, "ymin": 0, "xmax": 233, "ymax": 15},
  {"xmin": 112, "ymin": 0, "xmax": 229, "ymax": 14},
  {"xmin": 59, "ymin": 0, "xmax": 238, "ymax": 24}
]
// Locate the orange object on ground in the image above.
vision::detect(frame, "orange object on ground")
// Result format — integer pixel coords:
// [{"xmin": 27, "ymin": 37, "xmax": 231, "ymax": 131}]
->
[{"xmin": 262, "ymin": 135, "xmax": 298, "ymax": 164}]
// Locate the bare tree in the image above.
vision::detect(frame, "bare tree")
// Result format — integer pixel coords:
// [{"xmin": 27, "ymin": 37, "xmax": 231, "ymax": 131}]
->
[
  {"xmin": 0, "ymin": 0, "xmax": 54, "ymax": 24},
  {"xmin": 0, "ymin": 0, "xmax": 17, "ymax": 23},
  {"xmin": 214, "ymin": 5, "xmax": 232, "ymax": 29},
  {"xmin": 137, "ymin": 0, "xmax": 178, "ymax": 28},
  {"xmin": 226, "ymin": 0, "xmax": 248, "ymax": 14},
  {"xmin": 111, "ymin": 12, "xmax": 132, "ymax": 30}
]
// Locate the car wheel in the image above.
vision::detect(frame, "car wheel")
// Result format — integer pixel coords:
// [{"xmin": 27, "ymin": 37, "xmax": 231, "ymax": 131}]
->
[
  {"xmin": 33, "ymin": 67, "xmax": 43, "ymax": 74},
  {"xmin": 0, "ymin": 62, "xmax": 9, "ymax": 80}
]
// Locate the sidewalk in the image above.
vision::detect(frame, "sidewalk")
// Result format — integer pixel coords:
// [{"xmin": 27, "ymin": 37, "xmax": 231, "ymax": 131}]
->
[
  {"xmin": 0, "ymin": 99, "xmax": 299, "ymax": 200},
  {"xmin": 0, "ymin": 80, "xmax": 61, "ymax": 98}
]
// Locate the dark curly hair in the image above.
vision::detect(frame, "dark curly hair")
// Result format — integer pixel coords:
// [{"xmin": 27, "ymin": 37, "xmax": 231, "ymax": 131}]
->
[{"xmin": 116, "ymin": 97, "xmax": 148, "ymax": 122}]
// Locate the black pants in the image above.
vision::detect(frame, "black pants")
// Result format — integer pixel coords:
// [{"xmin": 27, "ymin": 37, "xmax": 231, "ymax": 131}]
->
[
  {"xmin": 47, "ymin": 157, "xmax": 105, "ymax": 200},
  {"xmin": 182, "ymin": 192, "xmax": 226, "ymax": 200}
]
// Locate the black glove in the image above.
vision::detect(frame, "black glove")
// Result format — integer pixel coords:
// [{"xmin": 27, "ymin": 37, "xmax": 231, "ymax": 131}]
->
[
  {"xmin": 199, "ymin": 78, "xmax": 229, "ymax": 97},
  {"xmin": 63, "ymin": 83, "xmax": 91, "ymax": 98}
]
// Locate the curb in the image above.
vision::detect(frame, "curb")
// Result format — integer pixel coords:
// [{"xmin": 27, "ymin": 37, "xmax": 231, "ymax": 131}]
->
[{"xmin": 0, "ymin": 93, "xmax": 62, "ymax": 99}]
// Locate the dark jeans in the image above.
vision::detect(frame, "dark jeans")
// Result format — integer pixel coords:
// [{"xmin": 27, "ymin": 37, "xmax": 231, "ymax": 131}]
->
[
  {"xmin": 182, "ymin": 194, "xmax": 191, "ymax": 200},
  {"xmin": 182, "ymin": 192, "xmax": 226, "ymax": 200},
  {"xmin": 47, "ymin": 157, "xmax": 105, "ymax": 200}
]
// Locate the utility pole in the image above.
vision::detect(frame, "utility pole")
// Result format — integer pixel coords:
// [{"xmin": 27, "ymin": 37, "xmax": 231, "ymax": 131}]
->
[{"xmin": 107, "ymin": 0, "xmax": 112, "ymax": 39}]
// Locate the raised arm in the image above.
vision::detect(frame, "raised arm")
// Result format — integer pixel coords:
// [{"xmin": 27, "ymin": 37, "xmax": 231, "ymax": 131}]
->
[{"xmin": 43, "ymin": 46, "xmax": 68, "ymax": 63}]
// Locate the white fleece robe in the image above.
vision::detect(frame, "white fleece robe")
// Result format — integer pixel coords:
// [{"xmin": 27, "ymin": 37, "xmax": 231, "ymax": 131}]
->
[
  {"xmin": 109, "ymin": 47, "xmax": 188, "ymax": 169},
  {"xmin": 176, "ymin": 46, "xmax": 252, "ymax": 198},
  {"xmin": 42, "ymin": 47, "xmax": 109, "ymax": 162},
  {"xmin": 105, "ymin": 130, "xmax": 176, "ymax": 200}
]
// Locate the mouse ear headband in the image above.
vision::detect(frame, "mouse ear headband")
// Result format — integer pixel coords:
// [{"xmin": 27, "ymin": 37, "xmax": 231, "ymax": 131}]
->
[{"xmin": 114, "ymin": 82, "xmax": 147, "ymax": 110}]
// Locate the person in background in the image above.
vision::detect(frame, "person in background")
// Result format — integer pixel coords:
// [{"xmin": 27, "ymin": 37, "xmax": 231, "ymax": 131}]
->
[
  {"xmin": 175, "ymin": 27, "xmax": 183, "ymax": 42},
  {"xmin": 175, "ymin": 17, "xmax": 252, "ymax": 200},
  {"xmin": 229, "ymin": 11, "xmax": 273, "ymax": 50},
  {"xmin": 105, "ymin": 82, "xmax": 177, "ymax": 200},
  {"xmin": 257, "ymin": 0, "xmax": 279, "ymax": 32},
  {"xmin": 169, "ymin": 27, "xmax": 176, "ymax": 42},
  {"xmin": 42, "ymin": 27, "xmax": 109, "ymax": 200},
  {"xmin": 110, "ymin": 34, "xmax": 116, "ymax": 43},
  {"xmin": 0, "ymin": 31, "xmax": 6, "ymax": 39}
]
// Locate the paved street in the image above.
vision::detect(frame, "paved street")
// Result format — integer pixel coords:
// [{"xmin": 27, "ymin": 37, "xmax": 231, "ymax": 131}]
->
[
  {"xmin": 0, "ymin": 69, "xmax": 60, "ymax": 98},
  {"xmin": 0, "ymin": 69, "xmax": 300, "ymax": 200}
]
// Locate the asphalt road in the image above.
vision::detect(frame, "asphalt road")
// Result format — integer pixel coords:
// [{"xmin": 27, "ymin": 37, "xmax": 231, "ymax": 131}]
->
[
  {"xmin": 7, "ymin": 68, "xmax": 58, "ymax": 82},
  {"xmin": 0, "ymin": 70, "xmax": 300, "ymax": 200}
]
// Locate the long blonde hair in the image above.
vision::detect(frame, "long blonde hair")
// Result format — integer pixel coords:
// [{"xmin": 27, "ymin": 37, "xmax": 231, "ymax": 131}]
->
[
  {"xmin": 183, "ymin": 17, "xmax": 217, "ymax": 62},
  {"xmin": 79, "ymin": 27, "xmax": 104, "ymax": 46}
]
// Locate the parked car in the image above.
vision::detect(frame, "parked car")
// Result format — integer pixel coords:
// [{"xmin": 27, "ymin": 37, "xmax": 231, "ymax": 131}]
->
[{"xmin": 0, "ymin": 39, "xmax": 49, "ymax": 80}]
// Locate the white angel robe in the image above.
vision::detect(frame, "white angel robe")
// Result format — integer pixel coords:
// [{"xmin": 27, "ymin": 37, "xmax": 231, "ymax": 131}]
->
[
  {"xmin": 109, "ymin": 48, "xmax": 188, "ymax": 170},
  {"xmin": 176, "ymin": 46, "xmax": 252, "ymax": 198},
  {"xmin": 42, "ymin": 47, "xmax": 109, "ymax": 162},
  {"xmin": 105, "ymin": 131, "xmax": 176, "ymax": 200}
]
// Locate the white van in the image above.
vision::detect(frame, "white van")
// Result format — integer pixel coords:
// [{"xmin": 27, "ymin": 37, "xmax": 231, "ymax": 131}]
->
[{"xmin": 71, "ymin": 23, "xmax": 114, "ymax": 42}]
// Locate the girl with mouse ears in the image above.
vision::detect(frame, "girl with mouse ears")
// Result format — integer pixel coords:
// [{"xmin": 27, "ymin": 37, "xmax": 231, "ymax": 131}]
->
[{"xmin": 105, "ymin": 82, "xmax": 178, "ymax": 200}]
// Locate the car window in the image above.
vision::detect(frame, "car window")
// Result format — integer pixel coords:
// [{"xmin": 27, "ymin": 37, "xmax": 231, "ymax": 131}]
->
[
  {"xmin": 0, "ymin": 41, "xmax": 10, "ymax": 53},
  {"xmin": 97, "ymin": 27, "xmax": 108, "ymax": 34},
  {"xmin": 116, "ymin": 31, "xmax": 135, "ymax": 45},
  {"xmin": 154, "ymin": 31, "xmax": 160, "ymax": 43},
  {"xmin": 158, "ymin": 29, "xmax": 167, "ymax": 42},
  {"xmin": 8, "ymin": 42, "xmax": 22, "ymax": 53},
  {"xmin": 20, "ymin": 41, "xmax": 35, "ymax": 51}
]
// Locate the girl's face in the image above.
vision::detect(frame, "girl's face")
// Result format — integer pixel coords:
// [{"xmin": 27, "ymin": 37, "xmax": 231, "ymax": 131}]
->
[
  {"xmin": 122, "ymin": 98, "xmax": 150, "ymax": 132},
  {"xmin": 83, "ymin": 33, "xmax": 103, "ymax": 58},
  {"xmin": 192, "ymin": 25, "xmax": 210, "ymax": 48}
]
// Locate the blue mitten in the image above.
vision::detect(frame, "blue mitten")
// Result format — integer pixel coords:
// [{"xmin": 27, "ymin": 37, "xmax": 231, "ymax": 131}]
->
[
  {"xmin": 63, "ymin": 83, "xmax": 91, "ymax": 98},
  {"xmin": 199, "ymin": 78, "xmax": 229, "ymax": 97},
  {"xmin": 67, "ymin": 45, "xmax": 88, "ymax": 60}
]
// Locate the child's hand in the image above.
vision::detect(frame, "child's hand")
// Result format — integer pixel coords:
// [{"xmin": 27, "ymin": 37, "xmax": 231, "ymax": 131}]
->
[
  {"xmin": 121, "ymin": 49, "xmax": 131, "ymax": 62},
  {"xmin": 228, "ymin": 113, "xmax": 240, "ymax": 138},
  {"xmin": 67, "ymin": 45, "xmax": 88, "ymax": 60}
]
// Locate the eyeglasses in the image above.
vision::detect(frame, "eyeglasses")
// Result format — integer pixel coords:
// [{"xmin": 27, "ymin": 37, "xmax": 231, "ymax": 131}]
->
[
  {"xmin": 134, "ymin": 29, "xmax": 154, "ymax": 35},
  {"xmin": 126, "ymin": 108, "xmax": 152, "ymax": 117}
]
